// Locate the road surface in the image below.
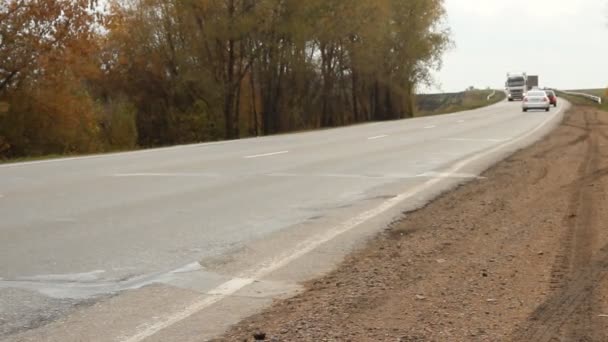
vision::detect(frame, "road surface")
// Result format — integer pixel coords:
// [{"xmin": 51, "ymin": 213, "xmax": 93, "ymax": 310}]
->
[{"xmin": 0, "ymin": 100, "xmax": 566, "ymax": 341}]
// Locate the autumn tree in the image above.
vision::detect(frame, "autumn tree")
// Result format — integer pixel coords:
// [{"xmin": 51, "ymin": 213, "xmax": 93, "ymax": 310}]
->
[
  {"xmin": 0, "ymin": 0, "xmax": 99, "ymax": 93},
  {"xmin": 381, "ymin": 0, "xmax": 451, "ymax": 119},
  {"xmin": 0, "ymin": 0, "xmax": 104, "ymax": 158}
]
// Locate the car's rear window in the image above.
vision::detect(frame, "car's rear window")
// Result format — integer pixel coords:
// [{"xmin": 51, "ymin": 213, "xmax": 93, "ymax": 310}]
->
[{"xmin": 528, "ymin": 91, "xmax": 545, "ymax": 96}]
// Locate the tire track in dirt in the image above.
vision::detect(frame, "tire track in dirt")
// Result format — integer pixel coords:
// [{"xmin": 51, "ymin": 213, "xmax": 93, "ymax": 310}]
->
[
  {"xmin": 533, "ymin": 114, "xmax": 590, "ymax": 159},
  {"xmin": 512, "ymin": 110, "xmax": 608, "ymax": 342}
]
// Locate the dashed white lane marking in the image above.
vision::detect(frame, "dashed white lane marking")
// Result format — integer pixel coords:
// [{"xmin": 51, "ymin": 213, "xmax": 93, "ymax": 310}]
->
[
  {"xmin": 113, "ymin": 173, "xmax": 220, "ymax": 177},
  {"xmin": 367, "ymin": 135, "xmax": 388, "ymax": 140},
  {"xmin": 244, "ymin": 151, "xmax": 289, "ymax": 159},
  {"xmin": 122, "ymin": 106, "xmax": 564, "ymax": 342},
  {"xmin": 53, "ymin": 217, "xmax": 78, "ymax": 223},
  {"xmin": 457, "ymin": 120, "xmax": 466, "ymax": 123},
  {"xmin": 424, "ymin": 125, "xmax": 437, "ymax": 129}
]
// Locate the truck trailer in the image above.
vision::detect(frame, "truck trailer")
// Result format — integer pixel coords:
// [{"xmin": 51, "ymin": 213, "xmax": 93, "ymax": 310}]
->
[{"xmin": 527, "ymin": 75, "xmax": 539, "ymax": 91}]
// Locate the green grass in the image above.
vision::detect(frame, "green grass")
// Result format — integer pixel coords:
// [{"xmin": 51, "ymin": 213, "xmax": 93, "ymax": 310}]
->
[
  {"xmin": 415, "ymin": 89, "xmax": 506, "ymax": 117},
  {"xmin": 558, "ymin": 89, "xmax": 608, "ymax": 111}
]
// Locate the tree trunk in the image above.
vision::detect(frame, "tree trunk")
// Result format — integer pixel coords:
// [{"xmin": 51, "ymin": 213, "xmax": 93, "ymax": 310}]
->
[
  {"xmin": 250, "ymin": 67, "xmax": 259, "ymax": 136},
  {"xmin": 223, "ymin": 0, "xmax": 236, "ymax": 139},
  {"xmin": 351, "ymin": 69, "xmax": 359, "ymax": 123}
]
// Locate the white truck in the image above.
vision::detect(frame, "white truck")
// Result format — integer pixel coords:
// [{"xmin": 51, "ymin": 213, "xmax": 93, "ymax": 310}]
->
[{"xmin": 506, "ymin": 72, "xmax": 527, "ymax": 101}]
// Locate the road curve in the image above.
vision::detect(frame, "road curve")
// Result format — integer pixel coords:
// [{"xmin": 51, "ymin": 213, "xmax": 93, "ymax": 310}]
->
[{"xmin": 0, "ymin": 99, "xmax": 567, "ymax": 341}]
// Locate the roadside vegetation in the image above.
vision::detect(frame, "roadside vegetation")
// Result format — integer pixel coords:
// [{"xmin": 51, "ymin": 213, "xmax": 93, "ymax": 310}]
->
[
  {"xmin": 557, "ymin": 89, "xmax": 608, "ymax": 111},
  {"xmin": 0, "ymin": 0, "xmax": 451, "ymax": 161},
  {"xmin": 415, "ymin": 89, "xmax": 505, "ymax": 116}
]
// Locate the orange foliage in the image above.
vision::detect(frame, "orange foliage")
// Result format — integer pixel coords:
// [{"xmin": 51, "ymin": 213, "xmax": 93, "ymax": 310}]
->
[
  {"xmin": 0, "ymin": 0, "xmax": 104, "ymax": 158},
  {"xmin": 0, "ymin": 0, "xmax": 99, "ymax": 92},
  {"xmin": 2, "ymin": 74, "xmax": 101, "ymax": 156}
]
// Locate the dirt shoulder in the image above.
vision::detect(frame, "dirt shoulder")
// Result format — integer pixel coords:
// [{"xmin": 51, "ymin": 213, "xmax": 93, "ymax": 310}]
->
[{"xmin": 218, "ymin": 106, "xmax": 608, "ymax": 342}]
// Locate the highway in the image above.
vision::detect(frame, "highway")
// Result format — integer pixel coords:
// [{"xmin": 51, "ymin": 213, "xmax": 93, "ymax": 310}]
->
[{"xmin": 0, "ymin": 99, "xmax": 567, "ymax": 341}]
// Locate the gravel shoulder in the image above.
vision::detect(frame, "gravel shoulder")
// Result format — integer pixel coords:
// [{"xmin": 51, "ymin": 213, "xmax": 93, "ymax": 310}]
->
[{"xmin": 218, "ymin": 105, "xmax": 608, "ymax": 342}]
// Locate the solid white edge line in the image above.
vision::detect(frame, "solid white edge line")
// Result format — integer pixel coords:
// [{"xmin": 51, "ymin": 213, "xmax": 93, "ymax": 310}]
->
[
  {"xmin": 445, "ymin": 138, "xmax": 511, "ymax": 143},
  {"xmin": 367, "ymin": 135, "xmax": 388, "ymax": 140},
  {"xmin": 244, "ymin": 151, "xmax": 289, "ymax": 159},
  {"xmin": 424, "ymin": 125, "xmax": 437, "ymax": 129},
  {"xmin": 122, "ymin": 104, "xmax": 565, "ymax": 342}
]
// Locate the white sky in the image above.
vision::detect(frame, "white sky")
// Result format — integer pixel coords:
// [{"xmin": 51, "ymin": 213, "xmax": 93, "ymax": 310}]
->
[{"xmin": 432, "ymin": 0, "xmax": 608, "ymax": 92}]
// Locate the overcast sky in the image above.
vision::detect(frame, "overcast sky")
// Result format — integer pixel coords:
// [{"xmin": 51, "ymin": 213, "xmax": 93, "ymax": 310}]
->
[{"xmin": 431, "ymin": 0, "xmax": 608, "ymax": 92}]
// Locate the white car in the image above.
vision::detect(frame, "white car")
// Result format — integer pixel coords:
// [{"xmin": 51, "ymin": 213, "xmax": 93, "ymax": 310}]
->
[{"xmin": 522, "ymin": 90, "xmax": 550, "ymax": 112}]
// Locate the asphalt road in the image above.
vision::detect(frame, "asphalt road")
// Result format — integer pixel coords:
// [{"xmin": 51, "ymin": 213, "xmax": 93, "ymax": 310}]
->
[{"xmin": 0, "ymin": 100, "xmax": 566, "ymax": 341}]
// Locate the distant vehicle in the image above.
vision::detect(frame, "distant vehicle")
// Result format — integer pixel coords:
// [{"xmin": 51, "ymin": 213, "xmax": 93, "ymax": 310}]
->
[
  {"xmin": 522, "ymin": 90, "xmax": 550, "ymax": 112},
  {"xmin": 527, "ymin": 75, "xmax": 539, "ymax": 91},
  {"xmin": 506, "ymin": 73, "xmax": 541, "ymax": 101},
  {"xmin": 506, "ymin": 73, "xmax": 527, "ymax": 101},
  {"xmin": 545, "ymin": 89, "xmax": 557, "ymax": 107}
]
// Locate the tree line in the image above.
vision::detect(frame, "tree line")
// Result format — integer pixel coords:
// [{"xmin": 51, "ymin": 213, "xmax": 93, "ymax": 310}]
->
[{"xmin": 0, "ymin": 0, "xmax": 450, "ymax": 159}]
